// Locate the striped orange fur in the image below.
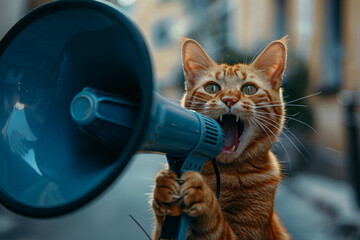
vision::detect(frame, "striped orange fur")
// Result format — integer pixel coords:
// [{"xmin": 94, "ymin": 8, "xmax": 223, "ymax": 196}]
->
[{"xmin": 152, "ymin": 37, "xmax": 291, "ymax": 239}]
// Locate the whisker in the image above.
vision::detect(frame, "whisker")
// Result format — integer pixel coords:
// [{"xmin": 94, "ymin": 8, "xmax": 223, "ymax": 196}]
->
[
  {"xmin": 191, "ymin": 95, "xmax": 209, "ymax": 101},
  {"xmin": 254, "ymin": 103, "xmax": 307, "ymax": 109},
  {"xmin": 185, "ymin": 99, "xmax": 207, "ymax": 105},
  {"xmin": 165, "ymin": 97, "xmax": 208, "ymax": 105},
  {"xmin": 188, "ymin": 61, "xmax": 210, "ymax": 72},
  {"xmin": 256, "ymin": 99, "xmax": 282, "ymax": 106},
  {"xmin": 285, "ymin": 92, "xmax": 322, "ymax": 104},
  {"xmin": 192, "ymin": 111, "xmax": 216, "ymax": 115},
  {"xmin": 191, "ymin": 47, "xmax": 214, "ymax": 67},
  {"xmin": 166, "ymin": 98, "xmax": 209, "ymax": 108},
  {"xmin": 188, "ymin": 108, "xmax": 210, "ymax": 110},
  {"xmin": 254, "ymin": 114, "xmax": 311, "ymax": 160},
  {"xmin": 186, "ymin": 107, "xmax": 215, "ymax": 112},
  {"xmin": 256, "ymin": 92, "xmax": 321, "ymax": 108},
  {"xmin": 249, "ymin": 117, "xmax": 273, "ymax": 144},
  {"xmin": 255, "ymin": 66, "xmax": 273, "ymax": 74},
  {"xmin": 165, "ymin": 97, "xmax": 182, "ymax": 102},
  {"xmin": 255, "ymin": 111, "xmax": 322, "ymax": 138},
  {"xmin": 255, "ymin": 110, "xmax": 300, "ymax": 118},
  {"xmin": 183, "ymin": 101, "xmax": 208, "ymax": 105},
  {"xmin": 251, "ymin": 116, "xmax": 292, "ymax": 172},
  {"xmin": 253, "ymin": 118, "xmax": 303, "ymax": 164}
]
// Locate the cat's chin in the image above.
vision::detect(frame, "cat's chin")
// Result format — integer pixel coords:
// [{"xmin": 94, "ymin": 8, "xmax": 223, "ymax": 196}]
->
[{"xmin": 216, "ymin": 151, "xmax": 241, "ymax": 163}]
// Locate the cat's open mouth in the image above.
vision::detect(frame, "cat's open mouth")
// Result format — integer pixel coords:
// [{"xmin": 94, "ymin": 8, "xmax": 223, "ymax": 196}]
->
[{"xmin": 217, "ymin": 114, "xmax": 245, "ymax": 153}]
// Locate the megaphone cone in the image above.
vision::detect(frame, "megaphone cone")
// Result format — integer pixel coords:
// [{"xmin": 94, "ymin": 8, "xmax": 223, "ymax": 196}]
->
[
  {"xmin": 0, "ymin": 2, "xmax": 224, "ymax": 232},
  {"xmin": 0, "ymin": 0, "xmax": 154, "ymax": 217}
]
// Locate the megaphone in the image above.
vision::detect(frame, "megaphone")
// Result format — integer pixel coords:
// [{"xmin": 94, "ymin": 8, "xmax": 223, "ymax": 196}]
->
[{"xmin": 0, "ymin": 0, "xmax": 224, "ymax": 239}]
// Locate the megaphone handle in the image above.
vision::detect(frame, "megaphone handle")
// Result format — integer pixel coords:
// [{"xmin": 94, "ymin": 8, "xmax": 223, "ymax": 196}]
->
[
  {"xmin": 159, "ymin": 215, "xmax": 181, "ymax": 239},
  {"xmin": 175, "ymin": 215, "xmax": 191, "ymax": 240},
  {"xmin": 158, "ymin": 157, "xmax": 191, "ymax": 240},
  {"xmin": 159, "ymin": 203, "xmax": 191, "ymax": 240}
]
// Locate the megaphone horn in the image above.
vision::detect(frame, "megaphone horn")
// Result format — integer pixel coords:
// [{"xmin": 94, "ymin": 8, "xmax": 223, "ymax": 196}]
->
[{"xmin": 0, "ymin": 0, "xmax": 225, "ymax": 238}]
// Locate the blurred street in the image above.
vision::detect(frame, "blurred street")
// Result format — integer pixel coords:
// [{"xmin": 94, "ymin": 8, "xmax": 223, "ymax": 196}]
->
[
  {"xmin": 1, "ymin": 153, "xmax": 360, "ymax": 240},
  {"xmin": 0, "ymin": 154, "xmax": 165, "ymax": 240}
]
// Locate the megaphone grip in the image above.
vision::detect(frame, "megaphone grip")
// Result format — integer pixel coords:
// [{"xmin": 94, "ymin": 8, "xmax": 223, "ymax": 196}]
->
[{"xmin": 159, "ymin": 215, "xmax": 181, "ymax": 239}]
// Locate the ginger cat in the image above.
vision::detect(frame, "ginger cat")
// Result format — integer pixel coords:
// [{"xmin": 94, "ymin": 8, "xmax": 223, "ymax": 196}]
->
[{"xmin": 152, "ymin": 37, "xmax": 291, "ymax": 240}]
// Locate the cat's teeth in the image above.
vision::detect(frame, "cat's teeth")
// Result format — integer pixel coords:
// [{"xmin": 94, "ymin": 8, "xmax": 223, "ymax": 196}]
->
[
  {"xmin": 220, "ymin": 115, "xmax": 223, "ymax": 122},
  {"xmin": 231, "ymin": 145, "xmax": 236, "ymax": 151},
  {"xmin": 236, "ymin": 116, "xmax": 239, "ymax": 122}
]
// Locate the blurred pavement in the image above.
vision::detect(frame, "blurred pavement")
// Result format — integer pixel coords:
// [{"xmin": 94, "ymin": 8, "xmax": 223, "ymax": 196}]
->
[
  {"xmin": 0, "ymin": 154, "xmax": 167, "ymax": 240},
  {"xmin": 276, "ymin": 174, "xmax": 360, "ymax": 240},
  {"xmin": 1, "ymin": 154, "xmax": 360, "ymax": 240}
]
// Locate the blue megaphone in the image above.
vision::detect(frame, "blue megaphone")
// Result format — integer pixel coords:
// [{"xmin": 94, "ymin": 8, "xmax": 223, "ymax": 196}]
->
[{"xmin": 0, "ymin": 1, "xmax": 224, "ymax": 239}]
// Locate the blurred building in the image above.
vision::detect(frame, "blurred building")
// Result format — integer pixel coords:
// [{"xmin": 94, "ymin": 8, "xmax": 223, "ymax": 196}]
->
[
  {"xmin": 1, "ymin": 0, "xmax": 358, "ymax": 181},
  {"xmin": 1, "ymin": 0, "xmax": 359, "ymax": 193},
  {"xmin": 1, "ymin": 0, "xmax": 360, "ymax": 239},
  {"xmin": 131, "ymin": 0, "xmax": 359, "ymax": 172}
]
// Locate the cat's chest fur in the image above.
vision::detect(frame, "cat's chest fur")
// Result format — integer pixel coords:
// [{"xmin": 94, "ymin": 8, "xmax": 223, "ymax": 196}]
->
[{"xmin": 201, "ymin": 151, "xmax": 281, "ymax": 211}]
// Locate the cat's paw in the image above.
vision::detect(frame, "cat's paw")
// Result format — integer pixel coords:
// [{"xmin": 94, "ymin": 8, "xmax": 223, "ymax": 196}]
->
[
  {"xmin": 180, "ymin": 171, "xmax": 213, "ymax": 217},
  {"xmin": 152, "ymin": 169, "xmax": 181, "ymax": 216}
]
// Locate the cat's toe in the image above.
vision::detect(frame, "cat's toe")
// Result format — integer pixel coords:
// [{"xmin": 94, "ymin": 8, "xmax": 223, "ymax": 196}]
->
[
  {"xmin": 183, "ymin": 203, "xmax": 205, "ymax": 217},
  {"xmin": 153, "ymin": 169, "xmax": 181, "ymax": 216},
  {"xmin": 154, "ymin": 169, "xmax": 180, "ymax": 202},
  {"xmin": 179, "ymin": 171, "xmax": 208, "ymax": 217},
  {"xmin": 152, "ymin": 200, "xmax": 172, "ymax": 216}
]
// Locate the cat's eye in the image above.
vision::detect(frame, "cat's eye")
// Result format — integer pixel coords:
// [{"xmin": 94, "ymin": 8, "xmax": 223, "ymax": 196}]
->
[
  {"xmin": 241, "ymin": 84, "xmax": 258, "ymax": 95},
  {"xmin": 204, "ymin": 83, "xmax": 221, "ymax": 94}
]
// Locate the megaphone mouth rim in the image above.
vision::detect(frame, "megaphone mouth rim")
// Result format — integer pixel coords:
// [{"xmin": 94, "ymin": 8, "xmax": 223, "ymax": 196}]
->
[{"xmin": 0, "ymin": 0, "xmax": 154, "ymax": 218}]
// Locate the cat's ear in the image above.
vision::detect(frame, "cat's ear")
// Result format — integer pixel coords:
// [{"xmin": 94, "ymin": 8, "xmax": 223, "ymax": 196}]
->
[
  {"xmin": 182, "ymin": 38, "xmax": 215, "ymax": 89},
  {"xmin": 251, "ymin": 36, "xmax": 288, "ymax": 91}
]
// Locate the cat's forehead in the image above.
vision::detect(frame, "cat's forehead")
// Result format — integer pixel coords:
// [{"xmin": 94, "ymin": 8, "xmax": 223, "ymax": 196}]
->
[{"xmin": 209, "ymin": 63, "xmax": 256, "ymax": 84}]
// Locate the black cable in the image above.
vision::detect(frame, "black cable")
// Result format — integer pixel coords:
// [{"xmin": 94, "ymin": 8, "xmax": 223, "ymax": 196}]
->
[
  {"xmin": 129, "ymin": 214, "xmax": 152, "ymax": 240},
  {"xmin": 211, "ymin": 158, "xmax": 221, "ymax": 199}
]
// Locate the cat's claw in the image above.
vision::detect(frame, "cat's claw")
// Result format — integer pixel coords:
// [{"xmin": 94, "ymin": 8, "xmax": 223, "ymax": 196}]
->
[{"xmin": 183, "ymin": 203, "xmax": 204, "ymax": 217}]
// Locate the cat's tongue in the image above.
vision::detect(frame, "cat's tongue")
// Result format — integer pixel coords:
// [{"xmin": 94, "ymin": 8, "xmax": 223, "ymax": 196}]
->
[{"xmin": 222, "ymin": 115, "xmax": 238, "ymax": 152}]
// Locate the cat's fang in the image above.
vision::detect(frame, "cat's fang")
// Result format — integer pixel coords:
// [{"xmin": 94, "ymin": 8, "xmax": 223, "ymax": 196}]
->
[
  {"xmin": 236, "ymin": 116, "xmax": 239, "ymax": 122},
  {"xmin": 220, "ymin": 115, "xmax": 223, "ymax": 122}
]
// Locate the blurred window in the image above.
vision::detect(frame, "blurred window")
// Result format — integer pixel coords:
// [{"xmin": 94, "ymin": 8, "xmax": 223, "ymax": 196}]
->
[
  {"xmin": 291, "ymin": 0, "xmax": 342, "ymax": 92},
  {"xmin": 320, "ymin": 0, "xmax": 342, "ymax": 92},
  {"xmin": 151, "ymin": 17, "xmax": 175, "ymax": 49},
  {"xmin": 294, "ymin": 0, "xmax": 314, "ymax": 60},
  {"xmin": 227, "ymin": 0, "xmax": 274, "ymax": 53}
]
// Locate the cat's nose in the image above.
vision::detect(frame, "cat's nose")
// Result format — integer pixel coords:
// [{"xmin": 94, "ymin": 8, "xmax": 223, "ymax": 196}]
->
[{"xmin": 222, "ymin": 97, "xmax": 238, "ymax": 108}]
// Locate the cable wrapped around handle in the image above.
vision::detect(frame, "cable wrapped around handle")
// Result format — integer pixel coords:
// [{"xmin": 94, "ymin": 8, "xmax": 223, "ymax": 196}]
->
[{"xmin": 159, "ymin": 158, "xmax": 221, "ymax": 240}]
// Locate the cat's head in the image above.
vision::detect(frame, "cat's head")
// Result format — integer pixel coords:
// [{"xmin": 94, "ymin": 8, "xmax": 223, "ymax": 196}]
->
[{"xmin": 181, "ymin": 37, "xmax": 288, "ymax": 163}]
